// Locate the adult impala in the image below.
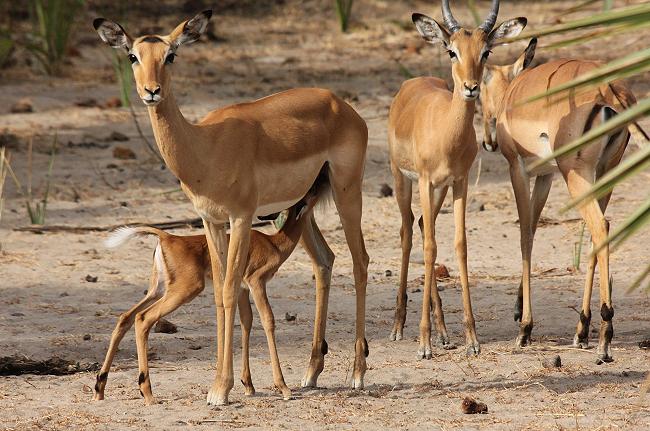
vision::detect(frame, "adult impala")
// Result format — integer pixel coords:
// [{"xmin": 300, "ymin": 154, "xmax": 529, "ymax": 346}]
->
[
  {"xmin": 388, "ymin": 0, "xmax": 526, "ymax": 358},
  {"xmin": 480, "ymin": 39, "xmax": 641, "ymax": 362},
  {"xmin": 94, "ymin": 10, "xmax": 369, "ymax": 405}
]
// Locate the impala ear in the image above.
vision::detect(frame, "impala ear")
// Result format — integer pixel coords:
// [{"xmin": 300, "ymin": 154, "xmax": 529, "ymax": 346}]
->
[
  {"xmin": 93, "ymin": 18, "xmax": 132, "ymax": 50},
  {"xmin": 488, "ymin": 17, "xmax": 527, "ymax": 46},
  {"xmin": 412, "ymin": 13, "xmax": 450, "ymax": 47},
  {"xmin": 170, "ymin": 10, "xmax": 212, "ymax": 48},
  {"xmin": 512, "ymin": 38, "xmax": 537, "ymax": 77}
]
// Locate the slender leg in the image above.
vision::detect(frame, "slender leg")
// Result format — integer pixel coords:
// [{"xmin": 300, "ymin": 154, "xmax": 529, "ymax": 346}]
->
[
  {"xmin": 452, "ymin": 178, "xmax": 480, "ymax": 355},
  {"xmin": 208, "ymin": 215, "xmax": 252, "ymax": 406},
  {"xmin": 247, "ymin": 279, "xmax": 292, "ymax": 399},
  {"xmin": 135, "ymin": 286, "xmax": 203, "ymax": 405},
  {"xmin": 509, "ymin": 160, "xmax": 534, "ymax": 347},
  {"xmin": 203, "ymin": 221, "xmax": 228, "ymax": 405},
  {"xmin": 430, "ymin": 186, "xmax": 450, "ymax": 348},
  {"xmin": 238, "ymin": 289, "xmax": 255, "ymax": 396},
  {"xmin": 94, "ymin": 294, "xmax": 159, "ymax": 400},
  {"xmin": 574, "ymin": 195, "xmax": 611, "ymax": 349},
  {"xmin": 390, "ymin": 165, "xmax": 414, "ymax": 341},
  {"xmin": 300, "ymin": 215, "xmax": 335, "ymax": 388},
  {"xmin": 565, "ymin": 170, "xmax": 613, "ymax": 362},
  {"xmin": 417, "ymin": 179, "xmax": 445, "ymax": 359},
  {"xmin": 514, "ymin": 174, "xmax": 552, "ymax": 322},
  {"xmin": 329, "ymin": 172, "xmax": 369, "ymax": 389}
]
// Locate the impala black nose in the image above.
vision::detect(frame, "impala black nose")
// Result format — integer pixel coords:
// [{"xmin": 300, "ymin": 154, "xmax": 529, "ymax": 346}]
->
[{"xmin": 144, "ymin": 86, "xmax": 161, "ymax": 96}]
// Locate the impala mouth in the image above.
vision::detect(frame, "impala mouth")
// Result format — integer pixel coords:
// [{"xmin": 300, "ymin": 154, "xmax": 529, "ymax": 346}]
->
[
  {"xmin": 462, "ymin": 91, "xmax": 479, "ymax": 101},
  {"xmin": 142, "ymin": 96, "xmax": 161, "ymax": 106}
]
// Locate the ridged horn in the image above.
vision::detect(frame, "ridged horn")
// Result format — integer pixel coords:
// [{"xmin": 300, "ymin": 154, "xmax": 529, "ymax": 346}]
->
[
  {"xmin": 478, "ymin": 0, "xmax": 500, "ymax": 33},
  {"xmin": 441, "ymin": 0, "xmax": 460, "ymax": 33}
]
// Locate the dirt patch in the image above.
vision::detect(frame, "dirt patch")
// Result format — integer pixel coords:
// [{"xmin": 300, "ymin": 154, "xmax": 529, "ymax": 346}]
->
[{"xmin": 0, "ymin": 356, "xmax": 99, "ymax": 376}]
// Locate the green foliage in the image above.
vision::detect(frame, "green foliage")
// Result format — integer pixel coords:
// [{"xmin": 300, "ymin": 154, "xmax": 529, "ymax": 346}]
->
[
  {"xmin": 27, "ymin": 0, "xmax": 85, "ymax": 75},
  {"xmin": 5, "ymin": 135, "xmax": 58, "ymax": 225},
  {"xmin": 111, "ymin": 51, "xmax": 133, "ymax": 107},
  {"xmin": 335, "ymin": 0, "xmax": 354, "ymax": 33}
]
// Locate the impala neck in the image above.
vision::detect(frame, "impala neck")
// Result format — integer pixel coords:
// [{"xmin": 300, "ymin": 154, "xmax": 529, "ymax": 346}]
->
[
  {"xmin": 146, "ymin": 93, "xmax": 201, "ymax": 183},
  {"xmin": 450, "ymin": 86, "xmax": 477, "ymax": 130}
]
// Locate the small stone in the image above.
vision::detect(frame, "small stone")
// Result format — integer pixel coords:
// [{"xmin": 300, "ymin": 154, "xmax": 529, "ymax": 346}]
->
[
  {"xmin": 285, "ymin": 312, "xmax": 296, "ymax": 322},
  {"xmin": 461, "ymin": 397, "xmax": 488, "ymax": 414},
  {"xmin": 189, "ymin": 345, "xmax": 202, "ymax": 350},
  {"xmin": 379, "ymin": 183, "xmax": 393, "ymax": 198},
  {"xmin": 10, "ymin": 99, "xmax": 33, "ymax": 113},
  {"xmin": 639, "ymin": 339, "xmax": 650, "ymax": 349},
  {"xmin": 59, "ymin": 292, "xmax": 69, "ymax": 297},
  {"xmin": 154, "ymin": 318, "xmax": 178, "ymax": 334},
  {"xmin": 75, "ymin": 98, "xmax": 99, "ymax": 108},
  {"xmin": 11, "ymin": 312, "xmax": 25, "ymax": 317},
  {"xmin": 106, "ymin": 163, "xmax": 118, "ymax": 169},
  {"xmin": 107, "ymin": 131, "xmax": 129, "ymax": 142},
  {"xmin": 85, "ymin": 275, "xmax": 98, "ymax": 283},
  {"xmin": 542, "ymin": 355, "xmax": 562, "ymax": 368},
  {"xmin": 385, "ymin": 269, "xmax": 392, "ymax": 277},
  {"xmin": 83, "ymin": 334, "xmax": 91, "ymax": 341},
  {"xmin": 104, "ymin": 97, "xmax": 122, "ymax": 108},
  {"xmin": 112, "ymin": 146, "xmax": 136, "ymax": 160},
  {"xmin": 434, "ymin": 264, "xmax": 450, "ymax": 280},
  {"xmin": 468, "ymin": 200, "xmax": 485, "ymax": 212}
]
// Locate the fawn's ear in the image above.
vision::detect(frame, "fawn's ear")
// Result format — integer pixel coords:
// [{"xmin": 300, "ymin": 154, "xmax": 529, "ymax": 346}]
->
[
  {"xmin": 512, "ymin": 38, "xmax": 537, "ymax": 77},
  {"xmin": 412, "ymin": 13, "xmax": 450, "ymax": 48},
  {"xmin": 93, "ymin": 18, "xmax": 132, "ymax": 50},
  {"xmin": 488, "ymin": 17, "xmax": 527, "ymax": 46},
  {"xmin": 169, "ymin": 10, "xmax": 212, "ymax": 48}
]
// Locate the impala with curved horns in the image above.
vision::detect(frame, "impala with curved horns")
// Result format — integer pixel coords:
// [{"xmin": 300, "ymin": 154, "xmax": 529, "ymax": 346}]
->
[
  {"xmin": 94, "ymin": 10, "xmax": 370, "ymax": 406},
  {"xmin": 480, "ymin": 38, "xmax": 643, "ymax": 362},
  {"xmin": 388, "ymin": 0, "xmax": 526, "ymax": 358}
]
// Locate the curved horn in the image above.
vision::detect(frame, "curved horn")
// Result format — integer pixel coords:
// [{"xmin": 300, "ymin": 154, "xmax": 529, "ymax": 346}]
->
[
  {"xmin": 479, "ymin": 0, "xmax": 500, "ymax": 32},
  {"xmin": 441, "ymin": 0, "xmax": 460, "ymax": 33}
]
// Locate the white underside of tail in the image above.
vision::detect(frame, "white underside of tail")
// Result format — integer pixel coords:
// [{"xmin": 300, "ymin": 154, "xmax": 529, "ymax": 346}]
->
[{"xmin": 104, "ymin": 227, "xmax": 141, "ymax": 248}]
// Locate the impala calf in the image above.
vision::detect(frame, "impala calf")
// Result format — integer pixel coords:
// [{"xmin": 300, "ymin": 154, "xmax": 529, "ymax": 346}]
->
[
  {"xmin": 95, "ymin": 182, "xmax": 326, "ymax": 405},
  {"xmin": 480, "ymin": 39, "xmax": 641, "ymax": 361},
  {"xmin": 388, "ymin": 0, "xmax": 526, "ymax": 358},
  {"xmin": 95, "ymin": 10, "xmax": 369, "ymax": 405}
]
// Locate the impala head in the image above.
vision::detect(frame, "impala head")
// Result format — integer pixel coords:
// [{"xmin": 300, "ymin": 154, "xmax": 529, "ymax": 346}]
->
[
  {"xmin": 93, "ymin": 10, "xmax": 212, "ymax": 107},
  {"xmin": 480, "ymin": 37, "xmax": 537, "ymax": 151},
  {"xmin": 413, "ymin": 0, "xmax": 526, "ymax": 101}
]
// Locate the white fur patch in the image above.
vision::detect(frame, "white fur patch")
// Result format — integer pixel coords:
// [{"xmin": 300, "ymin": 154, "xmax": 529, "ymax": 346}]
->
[
  {"xmin": 105, "ymin": 227, "xmax": 139, "ymax": 248},
  {"xmin": 399, "ymin": 168, "xmax": 419, "ymax": 182}
]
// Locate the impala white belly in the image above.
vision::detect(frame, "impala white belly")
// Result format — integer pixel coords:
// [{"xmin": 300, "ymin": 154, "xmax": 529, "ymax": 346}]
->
[
  {"xmin": 399, "ymin": 168, "xmax": 419, "ymax": 182},
  {"xmin": 255, "ymin": 198, "xmax": 299, "ymax": 216},
  {"xmin": 520, "ymin": 133, "xmax": 558, "ymax": 177}
]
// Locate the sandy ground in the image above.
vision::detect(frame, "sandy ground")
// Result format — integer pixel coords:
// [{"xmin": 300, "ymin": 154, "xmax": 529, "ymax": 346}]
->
[{"xmin": 1, "ymin": 1, "xmax": 649, "ymax": 429}]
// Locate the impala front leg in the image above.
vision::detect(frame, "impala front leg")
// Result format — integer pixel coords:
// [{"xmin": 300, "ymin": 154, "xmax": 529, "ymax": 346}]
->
[
  {"xmin": 453, "ymin": 178, "xmax": 480, "ymax": 355},
  {"xmin": 203, "ymin": 221, "xmax": 228, "ymax": 405},
  {"xmin": 208, "ymin": 215, "xmax": 252, "ymax": 406}
]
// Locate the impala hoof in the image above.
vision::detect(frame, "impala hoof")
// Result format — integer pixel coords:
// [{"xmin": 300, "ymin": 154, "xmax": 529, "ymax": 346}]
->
[
  {"xmin": 389, "ymin": 329, "xmax": 403, "ymax": 341},
  {"xmin": 351, "ymin": 374, "xmax": 364, "ymax": 390},
  {"xmin": 417, "ymin": 346, "xmax": 432, "ymax": 360},
  {"xmin": 436, "ymin": 334, "xmax": 454, "ymax": 350},
  {"xmin": 466, "ymin": 343, "xmax": 481, "ymax": 356},
  {"xmin": 515, "ymin": 334, "xmax": 530, "ymax": 348},
  {"xmin": 572, "ymin": 334, "xmax": 589, "ymax": 349},
  {"xmin": 596, "ymin": 347, "xmax": 613, "ymax": 365},
  {"xmin": 301, "ymin": 375, "xmax": 318, "ymax": 388},
  {"xmin": 206, "ymin": 390, "xmax": 228, "ymax": 406}
]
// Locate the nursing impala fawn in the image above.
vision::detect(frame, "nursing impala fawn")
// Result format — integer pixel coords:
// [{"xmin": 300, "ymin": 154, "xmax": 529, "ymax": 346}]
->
[
  {"xmin": 388, "ymin": 0, "xmax": 526, "ymax": 358},
  {"xmin": 94, "ymin": 10, "xmax": 369, "ymax": 405},
  {"xmin": 480, "ymin": 38, "xmax": 644, "ymax": 362}
]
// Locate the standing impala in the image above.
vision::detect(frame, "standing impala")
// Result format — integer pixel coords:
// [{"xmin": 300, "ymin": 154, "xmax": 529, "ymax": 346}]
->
[
  {"xmin": 480, "ymin": 41, "xmax": 641, "ymax": 362},
  {"xmin": 388, "ymin": 0, "xmax": 526, "ymax": 358},
  {"xmin": 94, "ymin": 10, "xmax": 369, "ymax": 406}
]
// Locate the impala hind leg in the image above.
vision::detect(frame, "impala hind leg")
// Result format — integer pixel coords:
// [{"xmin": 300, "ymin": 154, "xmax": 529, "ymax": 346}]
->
[
  {"xmin": 300, "ymin": 215, "xmax": 335, "ymax": 388},
  {"xmin": 329, "ymin": 168, "xmax": 369, "ymax": 389},
  {"xmin": 564, "ymin": 170, "xmax": 613, "ymax": 363},
  {"xmin": 514, "ymin": 174, "xmax": 552, "ymax": 322},
  {"xmin": 452, "ymin": 178, "xmax": 480, "ymax": 356},
  {"xmin": 134, "ymin": 283, "xmax": 203, "ymax": 405},
  {"xmin": 238, "ymin": 290, "xmax": 255, "ymax": 396},
  {"xmin": 390, "ymin": 165, "xmax": 414, "ymax": 341},
  {"xmin": 509, "ymin": 160, "xmax": 534, "ymax": 347},
  {"xmin": 94, "ymin": 293, "xmax": 159, "ymax": 400}
]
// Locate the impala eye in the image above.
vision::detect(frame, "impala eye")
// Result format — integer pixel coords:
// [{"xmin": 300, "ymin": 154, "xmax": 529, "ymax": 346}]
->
[
  {"xmin": 165, "ymin": 53, "xmax": 176, "ymax": 64},
  {"xmin": 128, "ymin": 54, "xmax": 138, "ymax": 64},
  {"xmin": 448, "ymin": 50, "xmax": 457, "ymax": 60},
  {"xmin": 482, "ymin": 50, "xmax": 492, "ymax": 62}
]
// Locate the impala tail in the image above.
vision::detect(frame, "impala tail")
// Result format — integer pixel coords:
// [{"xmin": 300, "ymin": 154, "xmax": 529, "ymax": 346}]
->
[{"xmin": 104, "ymin": 226, "xmax": 170, "ymax": 249}]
